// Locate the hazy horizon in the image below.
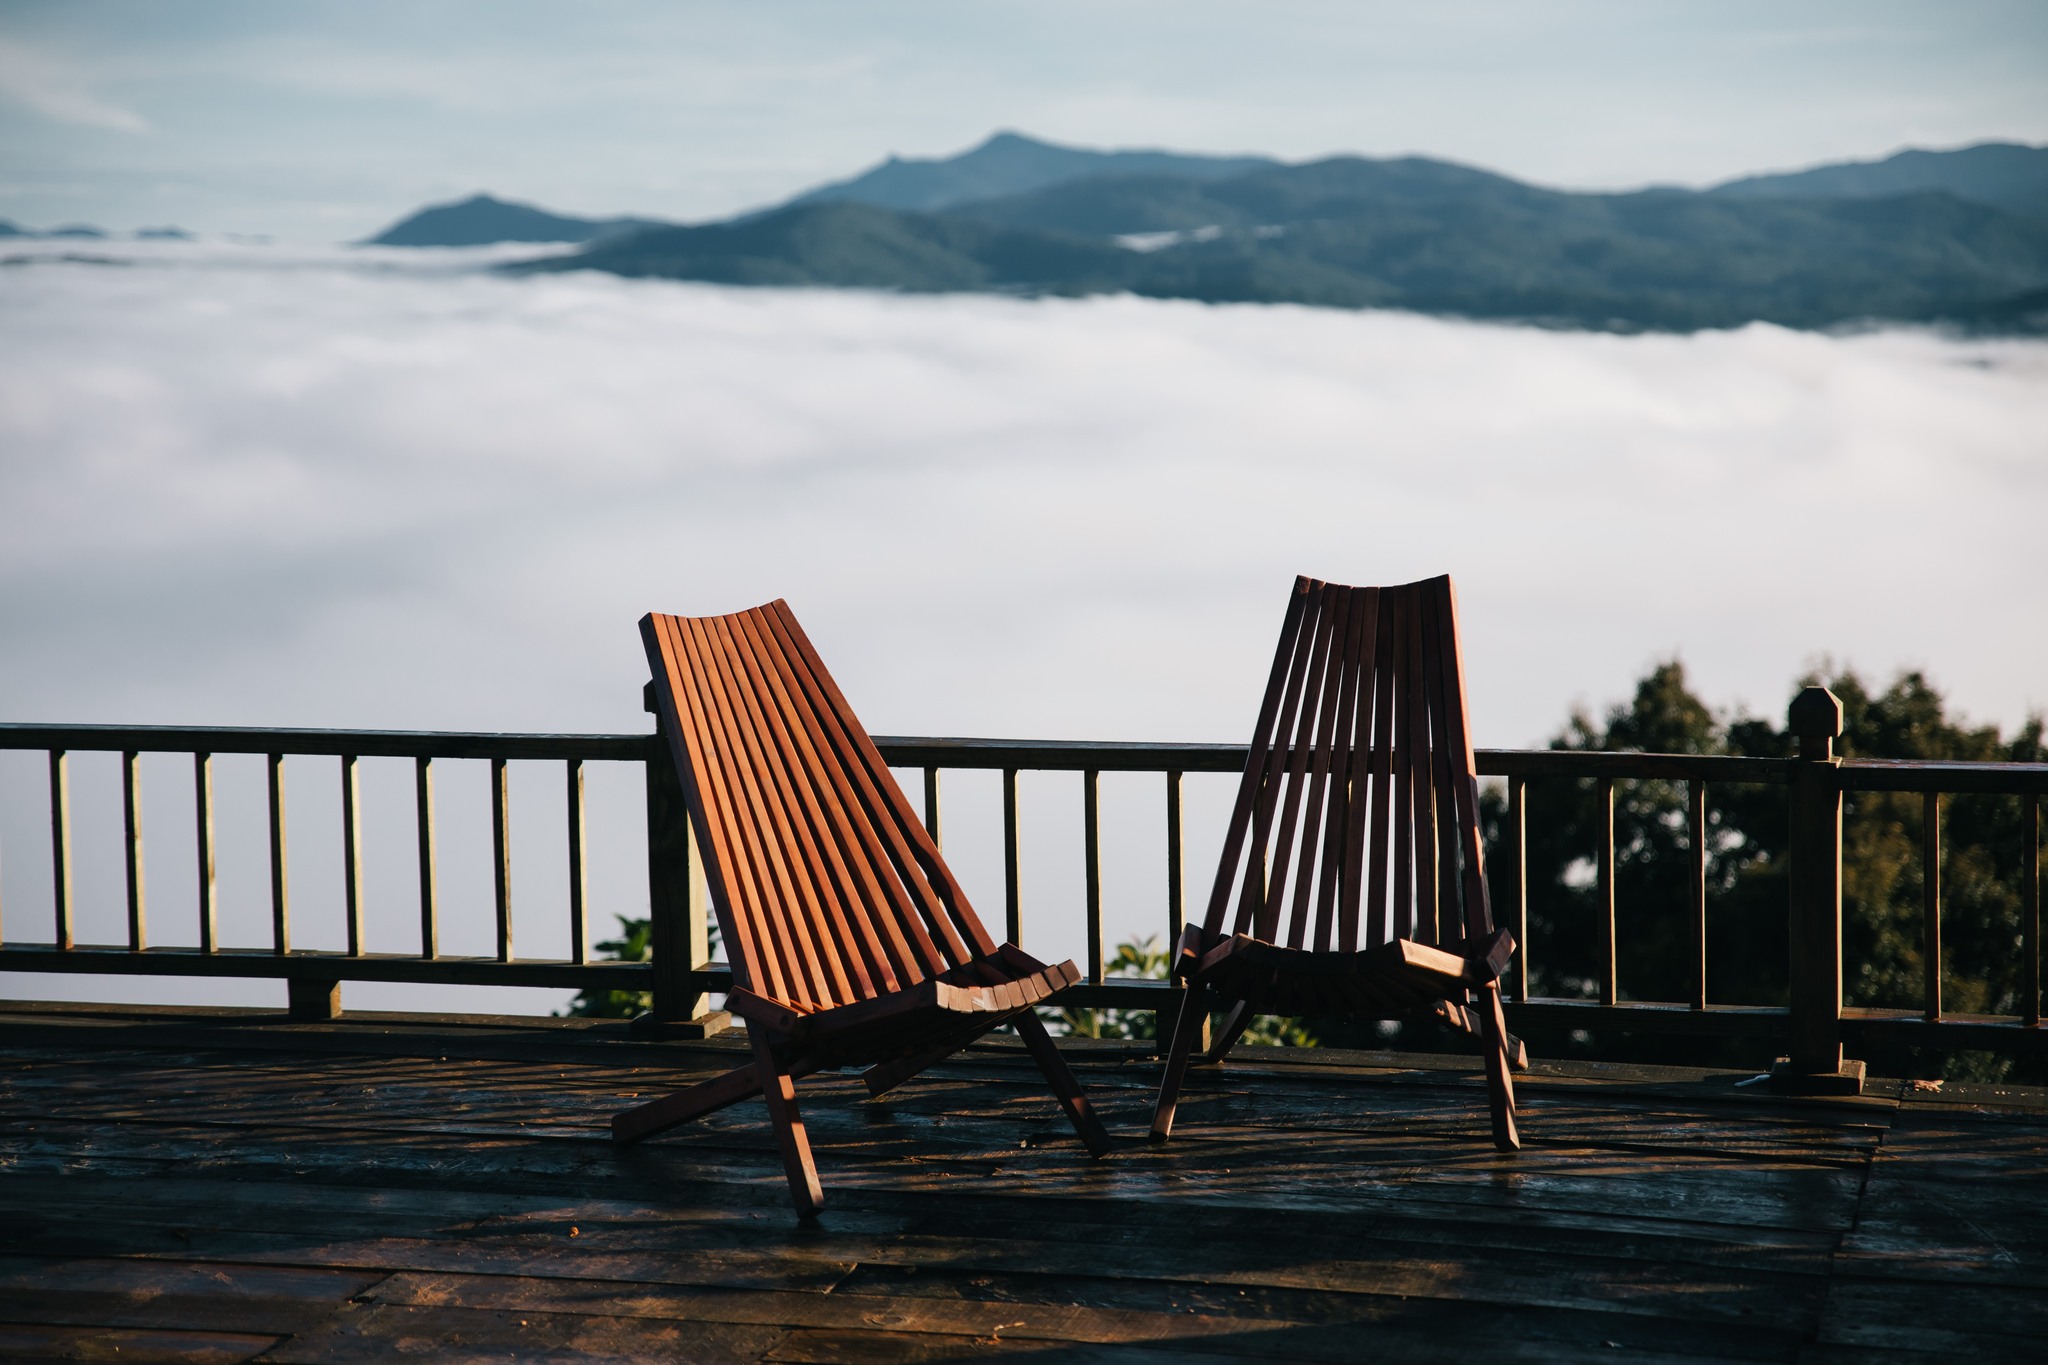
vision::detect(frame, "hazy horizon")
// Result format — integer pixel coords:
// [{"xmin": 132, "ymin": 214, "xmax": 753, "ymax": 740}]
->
[{"xmin": 9, "ymin": 128, "xmax": 2048, "ymax": 244}]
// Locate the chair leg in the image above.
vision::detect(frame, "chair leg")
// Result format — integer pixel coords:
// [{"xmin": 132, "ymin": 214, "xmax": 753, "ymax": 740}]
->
[
  {"xmin": 1476, "ymin": 982, "xmax": 1521, "ymax": 1153},
  {"xmin": 612, "ymin": 1053, "xmax": 826, "ymax": 1143},
  {"xmin": 1013, "ymin": 1012, "xmax": 1112, "ymax": 1157},
  {"xmin": 1203, "ymin": 999, "xmax": 1255, "ymax": 1066},
  {"xmin": 750, "ymin": 1030, "xmax": 825, "ymax": 1215},
  {"xmin": 611, "ymin": 1059, "xmax": 762, "ymax": 1143},
  {"xmin": 1150, "ymin": 982, "xmax": 1211, "ymax": 1142},
  {"xmin": 862, "ymin": 1017, "xmax": 994, "ymax": 1099}
]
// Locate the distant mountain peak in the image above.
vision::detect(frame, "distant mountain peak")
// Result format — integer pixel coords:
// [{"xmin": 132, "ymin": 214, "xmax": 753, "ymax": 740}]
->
[
  {"xmin": 784, "ymin": 130, "xmax": 1281, "ymax": 214},
  {"xmin": 361, "ymin": 192, "xmax": 669, "ymax": 248}
]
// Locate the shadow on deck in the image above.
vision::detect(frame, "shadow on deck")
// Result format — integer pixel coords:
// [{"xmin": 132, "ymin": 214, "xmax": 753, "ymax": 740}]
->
[{"xmin": 2, "ymin": 1003, "xmax": 2045, "ymax": 1363}]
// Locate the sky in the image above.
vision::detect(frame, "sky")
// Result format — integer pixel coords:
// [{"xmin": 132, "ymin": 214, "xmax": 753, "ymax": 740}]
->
[{"xmin": 2, "ymin": 1, "xmax": 2046, "ymax": 240}]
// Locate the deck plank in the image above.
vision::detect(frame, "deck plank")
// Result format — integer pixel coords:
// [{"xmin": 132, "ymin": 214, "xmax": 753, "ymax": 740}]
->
[{"xmin": 4, "ymin": 1003, "xmax": 2046, "ymax": 1363}]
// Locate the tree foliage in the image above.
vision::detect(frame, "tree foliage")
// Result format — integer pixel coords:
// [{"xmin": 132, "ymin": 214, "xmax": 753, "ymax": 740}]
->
[
  {"xmin": 1046, "ymin": 935, "xmax": 1315, "ymax": 1047},
  {"xmin": 1496, "ymin": 660, "xmax": 2043, "ymax": 1079}
]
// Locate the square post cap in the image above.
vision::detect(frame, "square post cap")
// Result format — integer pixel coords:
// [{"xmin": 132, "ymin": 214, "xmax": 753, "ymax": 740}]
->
[{"xmin": 1789, "ymin": 686, "xmax": 1843, "ymax": 762}]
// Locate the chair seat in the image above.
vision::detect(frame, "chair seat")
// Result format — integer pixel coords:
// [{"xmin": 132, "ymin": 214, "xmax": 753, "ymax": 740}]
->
[
  {"xmin": 727, "ymin": 945, "xmax": 1081, "ymax": 1066},
  {"xmin": 1171, "ymin": 923, "xmax": 1514, "ymax": 1022}
]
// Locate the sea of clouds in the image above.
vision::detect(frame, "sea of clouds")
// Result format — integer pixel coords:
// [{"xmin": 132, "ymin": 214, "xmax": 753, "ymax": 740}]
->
[{"xmin": 3, "ymin": 243, "xmax": 2044, "ymax": 1012}]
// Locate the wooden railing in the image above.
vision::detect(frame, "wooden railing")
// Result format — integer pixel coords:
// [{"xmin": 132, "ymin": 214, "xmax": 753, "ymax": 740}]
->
[{"xmin": 2, "ymin": 686, "xmax": 2042, "ymax": 1085}]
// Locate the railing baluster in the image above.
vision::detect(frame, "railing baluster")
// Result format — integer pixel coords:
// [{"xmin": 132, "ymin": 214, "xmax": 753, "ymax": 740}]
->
[
  {"xmin": 492, "ymin": 756, "xmax": 513, "ymax": 962},
  {"xmin": 1689, "ymin": 779, "xmax": 1707, "ymax": 1010},
  {"xmin": 922, "ymin": 767, "xmax": 941, "ymax": 849},
  {"xmin": 1597, "ymin": 776, "xmax": 1615, "ymax": 1007},
  {"xmin": 1083, "ymin": 768, "xmax": 1102, "ymax": 983},
  {"xmin": 416, "ymin": 756, "xmax": 438, "ymax": 958},
  {"xmin": 1166, "ymin": 770, "xmax": 1185, "ymax": 946},
  {"xmin": 1923, "ymin": 791, "xmax": 1941, "ymax": 1021},
  {"xmin": 567, "ymin": 758, "xmax": 587, "ymax": 965},
  {"xmin": 123, "ymin": 750, "xmax": 146, "ymax": 951},
  {"xmin": 49, "ymin": 750, "xmax": 73, "ymax": 950},
  {"xmin": 1002, "ymin": 767, "xmax": 1022, "ymax": 946},
  {"xmin": 341, "ymin": 755, "xmax": 363, "ymax": 956},
  {"xmin": 2025, "ymin": 793, "xmax": 2040, "ymax": 1028},
  {"xmin": 268, "ymin": 753, "xmax": 289, "ymax": 954},
  {"xmin": 195, "ymin": 754, "xmax": 216, "ymax": 954},
  {"xmin": 1507, "ymin": 775, "xmax": 1527, "ymax": 1001}
]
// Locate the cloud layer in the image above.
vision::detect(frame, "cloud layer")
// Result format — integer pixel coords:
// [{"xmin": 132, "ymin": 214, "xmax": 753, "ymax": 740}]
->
[{"xmin": 3, "ymin": 245, "xmax": 2043, "ymax": 1010}]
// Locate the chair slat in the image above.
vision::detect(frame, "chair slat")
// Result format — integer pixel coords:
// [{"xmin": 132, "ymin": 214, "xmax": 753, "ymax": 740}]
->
[
  {"xmin": 1417, "ymin": 590, "xmax": 1466, "ymax": 947},
  {"xmin": 1403, "ymin": 593, "xmax": 1438, "ymax": 946},
  {"xmin": 690, "ymin": 612, "xmax": 846, "ymax": 1008},
  {"xmin": 705, "ymin": 613, "xmax": 865, "ymax": 1006},
  {"xmin": 716, "ymin": 609, "xmax": 860, "ymax": 1002},
  {"xmin": 1232, "ymin": 582, "xmax": 1326, "ymax": 936},
  {"xmin": 1283, "ymin": 587, "xmax": 1355, "ymax": 949},
  {"xmin": 735, "ymin": 611, "xmax": 930, "ymax": 988},
  {"xmin": 1310, "ymin": 585, "xmax": 1376, "ymax": 949},
  {"xmin": 726, "ymin": 610, "xmax": 906, "ymax": 993},
  {"xmin": 746, "ymin": 607, "xmax": 951, "ymax": 981},
  {"xmin": 1389, "ymin": 589, "xmax": 1420, "ymax": 942},
  {"xmin": 650, "ymin": 614, "xmax": 783, "ymax": 1001},
  {"xmin": 1360, "ymin": 592, "xmax": 1400, "ymax": 950},
  {"xmin": 1262, "ymin": 584, "xmax": 1344, "ymax": 944},
  {"xmin": 674, "ymin": 615, "xmax": 826, "ymax": 1005},
  {"xmin": 1201, "ymin": 577, "xmax": 1315, "ymax": 936},
  {"xmin": 765, "ymin": 602, "xmax": 985, "ymax": 966},
  {"xmin": 1332, "ymin": 587, "xmax": 1380, "ymax": 953}
]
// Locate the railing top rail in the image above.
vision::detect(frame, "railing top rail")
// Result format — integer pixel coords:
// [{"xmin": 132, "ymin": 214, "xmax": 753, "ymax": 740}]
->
[
  {"xmin": 6, "ymin": 723, "xmax": 2040, "ymax": 792},
  {"xmin": 872, "ymin": 738, "xmax": 1801, "ymax": 782},
  {"xmin": 0, "ymin": 723, "xmax": 653, "ymax": 762},
  {"xmin": 872, "ymin": 736, "xmax": 1248, "ymax": 772},
  {"xmin": 1476, "ymin": 749, "xmax": 1793, "ymax": 783},
  {"xmin": 1840, "ymin": 758, "xmax": 2048, "ymax": 795}
]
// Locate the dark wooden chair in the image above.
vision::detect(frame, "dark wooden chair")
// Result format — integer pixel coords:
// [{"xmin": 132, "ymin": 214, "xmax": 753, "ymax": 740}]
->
[
  {"xmin": 613, "ymin": 600, "xmax": 1111, "ymax": 1213},
  {"xmin": 1151, "ymin": 574, "xmax": 1525, "ymax": 1151}
]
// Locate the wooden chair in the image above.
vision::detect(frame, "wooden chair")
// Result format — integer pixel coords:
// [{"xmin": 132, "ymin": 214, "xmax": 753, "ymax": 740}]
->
[
  {"xmin": 613, "ymin": 600, "xmax": 1111, "ymax": 1213},
  {"xmin": 1151, "ymin": 574, "xmax": 1525, "ymax": 1151}
]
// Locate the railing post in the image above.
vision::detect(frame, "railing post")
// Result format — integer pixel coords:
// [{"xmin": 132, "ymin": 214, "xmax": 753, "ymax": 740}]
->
[
  {"xmin": 1507, "ymin": 774, "xmax": 1527, "ymax": 1001},
  {"xmin": 639, "ymin": 688, "xmax": 730, "ymax": 1038},
  {"xmin": 1773, "ymin": 686, "xmax": 1864, "ymax": 1094}
]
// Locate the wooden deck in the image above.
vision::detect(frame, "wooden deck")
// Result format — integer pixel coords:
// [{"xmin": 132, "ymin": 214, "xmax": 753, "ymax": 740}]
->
[{"xmin": 3, "ymin": 1004, "xmax": 2045, "ymax": 1363}]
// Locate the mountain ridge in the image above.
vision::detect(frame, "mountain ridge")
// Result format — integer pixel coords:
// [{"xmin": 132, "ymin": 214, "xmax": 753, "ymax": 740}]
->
[
  {"xmin": 386, "ymin": 134, "xmax": 2048, "ymax": 332},
  {"xmin": 1709, "ymin": 141, "xmax": 2048, "ymax": 220}
]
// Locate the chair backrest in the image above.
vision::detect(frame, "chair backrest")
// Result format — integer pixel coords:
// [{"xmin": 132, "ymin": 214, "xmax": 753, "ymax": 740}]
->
[
  {"xmin": 642, "ymin": 601, "xmax": 997, "ymax": 1013},
  {"xmin": 1202, "ymin": 574, "xmax": 1494, "ymax": 954}
]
